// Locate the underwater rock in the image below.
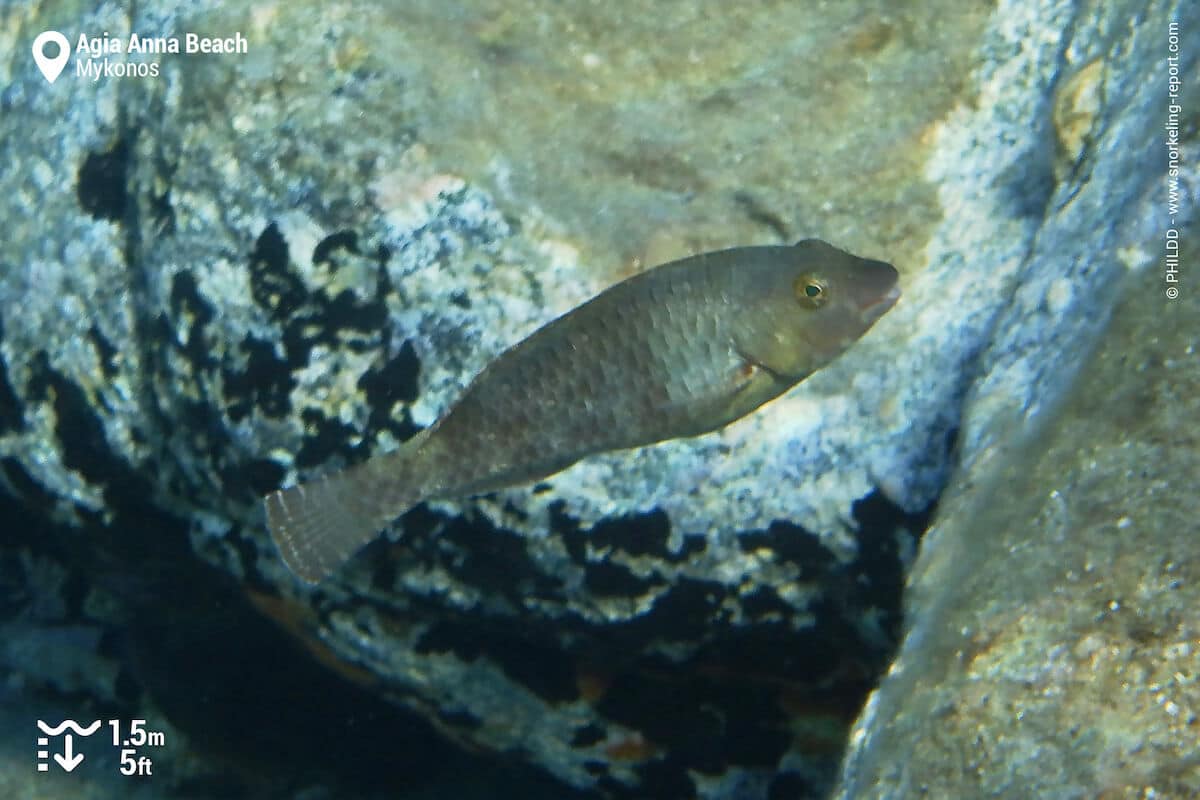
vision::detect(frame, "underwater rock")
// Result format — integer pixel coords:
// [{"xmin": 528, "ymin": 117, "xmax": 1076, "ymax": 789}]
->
[
  {"xmin": 834, "ymin": 0, "xmax": 1200, "ymax": 795},
  {"xmin": 835, "ymin": 238, "xmax": 1200, "ymax": 798},
  {"xmin": 0, "ymin": 0, "xmax": 1190, "ymax": 797}
]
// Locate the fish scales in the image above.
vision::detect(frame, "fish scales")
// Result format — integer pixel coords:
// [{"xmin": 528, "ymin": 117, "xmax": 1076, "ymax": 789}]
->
[
  {"xmin": 428, "ymin": 252, "xmax": 742, "ymax": 496},
  {"xmin": 265, "ymin": 239, "xmax": 900, "ymax": 582}
]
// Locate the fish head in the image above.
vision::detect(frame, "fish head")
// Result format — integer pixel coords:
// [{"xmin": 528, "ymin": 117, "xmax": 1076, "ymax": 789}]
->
[{"xmin": 734, "ymin": 239, "xmax": 900, "ymax": 379}]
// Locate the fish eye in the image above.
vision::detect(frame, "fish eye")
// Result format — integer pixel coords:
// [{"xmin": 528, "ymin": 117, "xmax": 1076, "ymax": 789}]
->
[{"xmin": 793, "ymin": 274, "xmax": 828, "ymax": 308}]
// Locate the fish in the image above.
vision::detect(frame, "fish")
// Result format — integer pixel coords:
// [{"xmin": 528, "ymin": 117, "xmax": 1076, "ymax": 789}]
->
[{"xmin": 265, "ymin": 239, "xmax": 900, "ymax": 582}]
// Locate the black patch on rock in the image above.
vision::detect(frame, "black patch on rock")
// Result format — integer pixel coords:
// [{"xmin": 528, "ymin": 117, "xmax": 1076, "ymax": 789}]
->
[
  {"xmin": 247, "ymin": 226, "xmax": 394, "ymax": 428},
  {"xmin": 553, "ymin": 506, "xmax": 705, "ymax": 567},
  {"xmin": 369, "ymin": 555, "xmax": 398, "ymax": 592},
  {"xmin": 247, "ymin": 220, "xmax": 388, "ymax": 376},
  {"xmin": 357, "ymin": 340, "xmax": 421, "ymax": 434},
  {"xmin": 571, "ymin": 723, "xmax": 606, "ymax": 747},
  {"xmin": 736, "ymin": 520, "xmax": 836, "ymax": 573},
  {"xmin": 678, "ymin": 534, "xmax": 707, "ymax": 561},
  {"xmin": 27, "ymin": 353, "xmax": 116, "ymax": 489},
  {"xmin": 168, "ymin": 271, "xmax": 217, "ymax": 369},
  {"xmin": 241, "ymin": 457, "xmax": 287, "ymax": 497},
  {"xmin": 583, "ymin": 559, "xmax": 662, "ymax": 598},
  {"xmin": 740, "ymin": 586, "xmax": 795, "ymax": 621},
  {"xmin": 248, "ymin": 223, "xmax": 302, "ymax": 317},
  {"xmin": 551, "ymin": 502, "xmax": 588, "ymax": 562},
  {"xmin": 149, "ymin": 169, "xmax": 175, "ymax": 236},
  {"xmin": 415, "ymin": 621, "xmax": 578, "ymax": 705},
  {"xmin": 845, "ymin": 489, "xmax": 936, "ymax": 645},
  {"xmin": 77, "ymin": 136, "xmax": 130, "ymax": 222},
  {"xmin": 175, "ymin": 394, "xmax": 233, "ymax": 461},
  {"xmin": 583, "ymin": 760, "xmax": 608, "ymax": 776},
  {"xmin": 450, "ymin": 289, "xmax": 471, "ymax": 308},
  {"xmin": 222, "ymin": 335, "xmax": 295, "ymax": 421},
  {"xmin": 415, "ymin": 509, "xmax": 565, "ymax": 604},
  {"xmin": 88, "ymin": 326, "xmax": 118, "ymax": 378},
  {"xmin": 0, "ymin": 317, "xmax": 24, "ymax": 433},
  {"xmin": 312, "ymin": 230, "xmax": 360, "ymax": 265},
  {"xmin": 620, "ymin": 577, "xmax": 729, "ymax": 644},
  {"xmin": 294, "ymin": 407, "xmax": 363, "ymax": 469},
  {"xmin": 590, "ymin": 510, "xmax": 671, "ymax": 559},
  {"xmin": 501, "ymin": 498, "xmax": 530, "ymax": 524},
  {"xmin": 322, "ymin": 285, "xmax": 387, "ymax": 337},
  {"xmin": 278, "ymin": 315, "xmax": 317, "ymax": 370}
]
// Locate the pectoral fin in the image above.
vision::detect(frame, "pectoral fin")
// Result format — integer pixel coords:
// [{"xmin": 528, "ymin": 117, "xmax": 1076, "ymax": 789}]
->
[{"xmin": 722, "ymin": 351, "xmax": 791, "ymax": 422}]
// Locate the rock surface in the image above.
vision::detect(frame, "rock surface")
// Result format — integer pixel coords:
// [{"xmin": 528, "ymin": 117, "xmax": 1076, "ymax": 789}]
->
[
  {"xmin": 0, "ymin": 0, "xmax": 1192, "ymax": 797},
  {"xmin": 836, "ymin": 227, "xmax": 1199, "ymax": 798},
  {"xmin": 834, "ymin": 0, "xmax": 1200, "ymax": 794}
]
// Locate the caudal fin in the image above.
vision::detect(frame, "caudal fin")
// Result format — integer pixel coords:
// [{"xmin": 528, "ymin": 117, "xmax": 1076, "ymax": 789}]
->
[{"xmin": 264, "ymin": 460, "xmax": 412, "ymax": 583}]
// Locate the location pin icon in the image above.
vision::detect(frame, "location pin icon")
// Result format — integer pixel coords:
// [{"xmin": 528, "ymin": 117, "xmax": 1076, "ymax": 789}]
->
[{"xmin": 32, "ymin": 31, "xmax": 70, "ymax": 84}]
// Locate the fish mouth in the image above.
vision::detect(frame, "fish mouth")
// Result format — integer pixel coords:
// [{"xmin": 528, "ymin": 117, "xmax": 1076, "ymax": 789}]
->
[
  {"xmin": 851, "ymin": 258, "xmax": 901, "ymax": 324},
  {"xmin": 859, "ymin": 282, "xmax": 901, "ymax": 324}
]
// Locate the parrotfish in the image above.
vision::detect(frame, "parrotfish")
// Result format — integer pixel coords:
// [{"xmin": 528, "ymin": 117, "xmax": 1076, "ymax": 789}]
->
[{"xmin": 265, "ymin": 239, "xmax": 900, "ymax": 582}]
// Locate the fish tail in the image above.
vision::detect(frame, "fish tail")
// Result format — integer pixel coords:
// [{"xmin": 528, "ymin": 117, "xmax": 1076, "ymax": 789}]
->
[{"xmin": 264, "ymin": 440, "xmax": 427, "ymax": 583}]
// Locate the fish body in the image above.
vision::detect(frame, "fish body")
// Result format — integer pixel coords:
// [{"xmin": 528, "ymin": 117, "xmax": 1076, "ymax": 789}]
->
[{"xmin": 266, "ymin": 239, "xmax": 900, "ymax": 582}]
